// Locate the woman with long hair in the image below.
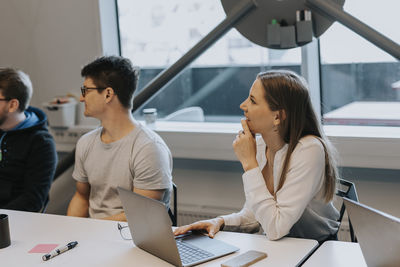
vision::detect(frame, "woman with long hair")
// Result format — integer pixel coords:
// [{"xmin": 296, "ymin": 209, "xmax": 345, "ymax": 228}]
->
[{"xmin": 174, "ymin": 70, "xmax": 340, "ymax": 242}]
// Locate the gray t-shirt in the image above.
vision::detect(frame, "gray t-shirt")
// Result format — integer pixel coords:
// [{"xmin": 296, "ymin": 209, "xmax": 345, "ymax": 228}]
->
[{"xmin": 73, "ymin": 123, "xmax": 173, "ymax": 219}]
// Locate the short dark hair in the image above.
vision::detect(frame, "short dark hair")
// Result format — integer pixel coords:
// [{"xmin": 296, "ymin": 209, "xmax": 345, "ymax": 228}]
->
[
  {"xmin": 81, "ymin": 56, "xmax": 139, "ymax": 109},
  {"xmin": 0, "ymin": 68, "xmax": 33, "ymax": 112}
]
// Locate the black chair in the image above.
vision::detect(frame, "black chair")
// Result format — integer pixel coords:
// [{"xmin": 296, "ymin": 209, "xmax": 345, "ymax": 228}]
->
[
  {"xmin": 168, "ymin": 183, "xmax": 178, "ymax": 226},
  {"xmin": 336, "ymin": 178, "xmax": 359, "ymax": 242}
]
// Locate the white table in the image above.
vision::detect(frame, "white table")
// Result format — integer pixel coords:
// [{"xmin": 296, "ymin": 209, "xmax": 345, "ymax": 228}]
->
[
  {"xmin": 303, "ymin": 241, "xmax": 367, "ymax": 267},
  {"xmin": 0, "ymin": 209, "xmax": 318, "ymax": 267}
]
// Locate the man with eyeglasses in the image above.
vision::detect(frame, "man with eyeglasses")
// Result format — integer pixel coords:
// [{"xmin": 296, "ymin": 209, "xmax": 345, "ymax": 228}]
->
[
  {"xmin": 67, "ymin": 56, "xmax": 172, "ymax": 221},
  {"xmin": 0, "ymin": 68, "xmax": 57, "ymax": 212}
]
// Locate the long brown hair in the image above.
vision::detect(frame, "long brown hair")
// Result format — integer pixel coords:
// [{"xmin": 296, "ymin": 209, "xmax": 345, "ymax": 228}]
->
[{"xmin": 257, "ymin": 70, "xmax": 338, "ymax": 202}]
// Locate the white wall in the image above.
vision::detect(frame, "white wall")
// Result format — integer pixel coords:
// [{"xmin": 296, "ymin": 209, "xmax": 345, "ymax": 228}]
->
[{"xmin": 0, "ymin": 0, "xmax": 103, "ymax": 107}]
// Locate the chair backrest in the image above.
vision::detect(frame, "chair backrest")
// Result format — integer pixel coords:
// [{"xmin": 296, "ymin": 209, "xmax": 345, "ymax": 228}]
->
[
  {"xmin": 168, "ymin": 183, "xmax": 178, "ymax": 226},
  {"xmin": 336, "ymin": 178, "xmax": 359, "ymax": 242}
]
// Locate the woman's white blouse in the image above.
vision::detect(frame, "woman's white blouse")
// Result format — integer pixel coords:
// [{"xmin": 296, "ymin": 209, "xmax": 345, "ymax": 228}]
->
[{"xmin": 221, "ymin": 135, "xmax": 339, "ymax": 241}]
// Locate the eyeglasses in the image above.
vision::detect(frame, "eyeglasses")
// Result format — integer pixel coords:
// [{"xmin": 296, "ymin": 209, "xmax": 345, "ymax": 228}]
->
[
  {"xmin": 117, "ymin": 222, "xmax": 132, "ymax": 240},
  {"xmin": 0, "ymin": 98, "xmax": 10, "ymax": 101},
  {"xmin": 80, "ymin": 86, "xmax": 106, "ymax": 97}
]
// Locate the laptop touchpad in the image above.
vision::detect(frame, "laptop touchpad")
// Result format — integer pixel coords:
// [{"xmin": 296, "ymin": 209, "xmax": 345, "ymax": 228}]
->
[{"xmin": 182, "ymin": 234, "xmax": 238, "ymax": 254}]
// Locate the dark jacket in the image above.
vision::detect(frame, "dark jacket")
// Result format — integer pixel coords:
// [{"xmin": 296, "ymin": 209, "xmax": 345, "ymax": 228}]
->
[{"xmin": 0, "ymin": 106, "xmax": 57, "ymax": 211}]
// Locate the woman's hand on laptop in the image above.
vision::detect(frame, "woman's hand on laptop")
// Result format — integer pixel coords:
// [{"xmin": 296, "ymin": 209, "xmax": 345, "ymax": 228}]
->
[{"xmin": 173, "ymin": 217, "xmax": 225, "ymax": 238}]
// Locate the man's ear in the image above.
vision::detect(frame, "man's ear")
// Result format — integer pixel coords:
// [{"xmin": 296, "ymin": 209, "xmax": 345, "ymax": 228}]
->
[
  {"xmin": 8, "ymin": 99, "xmax": 20, "ymax": 113},
  {"xmin": 105, "ymin": 87, "xmax": 114, "ymax": 102}
]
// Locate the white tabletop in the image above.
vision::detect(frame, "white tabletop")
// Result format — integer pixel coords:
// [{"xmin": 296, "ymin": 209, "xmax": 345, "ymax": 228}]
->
[
  {"xmin": 0, "ymin": 209, "xmax": 318, "ymax": 267},
  {"xmin": 303, "ymin": 241, "xmax": 367, "ymax": 267}
]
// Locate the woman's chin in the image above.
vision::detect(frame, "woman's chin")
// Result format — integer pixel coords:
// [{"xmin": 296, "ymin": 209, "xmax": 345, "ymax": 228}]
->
[{"xmin": 246, "ymin": 121, "xmax": 257, "ymax": 135}]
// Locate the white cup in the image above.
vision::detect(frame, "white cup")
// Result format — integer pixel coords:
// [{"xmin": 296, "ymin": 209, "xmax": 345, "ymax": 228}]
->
[{"xmin": 143, "ymin": 108, "xmax": 157, "ymax": 128}]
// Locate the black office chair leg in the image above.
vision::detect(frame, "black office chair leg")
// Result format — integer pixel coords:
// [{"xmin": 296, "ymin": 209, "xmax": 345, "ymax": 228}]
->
[
  {"xmin": 173, "ymin": 184, "xmax": 177, "ymax": 226},
  {"xmin": 349, "ymin": 220, "xmax": 357, "ymax": 242}
]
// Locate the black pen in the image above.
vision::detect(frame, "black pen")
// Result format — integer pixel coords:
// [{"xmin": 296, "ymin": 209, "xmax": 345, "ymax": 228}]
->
[{"xmin": 42, "ymin": 241, "xmax": 78, "ymax": 261}]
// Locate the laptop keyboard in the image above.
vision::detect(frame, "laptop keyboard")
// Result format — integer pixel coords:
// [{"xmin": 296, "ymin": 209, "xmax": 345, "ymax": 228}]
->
[{"xmin": 176, "ymin": 239, "xmax": 214, "ymax": 265}]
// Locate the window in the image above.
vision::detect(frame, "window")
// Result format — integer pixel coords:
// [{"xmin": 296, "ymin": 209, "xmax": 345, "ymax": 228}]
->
[
  {"xmin": 115, "ymin": 0, "xmax": 400, "ymax": 169},
  {"xmin": 117, "ymin": 0, "xmax": 301, "ymax": 122},
  {"xmin": 117, "ymin": 0, "xmax": 400, "ymax": 126},
  {"xmin": 320, "ymin": 0, "xmax": 400, "ymax": 127}
]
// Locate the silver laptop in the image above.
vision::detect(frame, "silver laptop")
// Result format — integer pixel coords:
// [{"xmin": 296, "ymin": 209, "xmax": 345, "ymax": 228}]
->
[
  {"xmin": 118, "ymin": 187, "xmax": 239, "ymax": 267},
  {"xmin": 344, "ymin": 198, "xmax": 400, "ymax": 267}
]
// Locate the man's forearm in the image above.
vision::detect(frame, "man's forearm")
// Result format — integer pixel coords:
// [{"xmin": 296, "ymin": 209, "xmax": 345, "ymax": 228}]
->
[
  {"xmin": 67, "ymin": 194, "xmax": 89, "ymax": 217},
  {"xmin": 102, "ymin": 212, "xmax": 127, "ymax": 222}
]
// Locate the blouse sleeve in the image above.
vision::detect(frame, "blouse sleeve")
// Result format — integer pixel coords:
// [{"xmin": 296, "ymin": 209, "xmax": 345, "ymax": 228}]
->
[
  {"xmin": 220, "ymin": 201, "xmax": 260, "ymax": 233},
  {"xmin": 243, "ymin": 140, "xmax": 325, "ymax": 240}
]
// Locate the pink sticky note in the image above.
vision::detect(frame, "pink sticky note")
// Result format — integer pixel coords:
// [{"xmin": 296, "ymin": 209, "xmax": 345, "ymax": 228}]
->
[{"xmin": 28, "ymin": 244, "xmax": 59, "ymax": 253}]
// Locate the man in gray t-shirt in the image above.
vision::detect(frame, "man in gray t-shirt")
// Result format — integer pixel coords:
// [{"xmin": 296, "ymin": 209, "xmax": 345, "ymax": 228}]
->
[{"xmin": 67, "ymin": 56, "xmax": 172, "ymax": 221}]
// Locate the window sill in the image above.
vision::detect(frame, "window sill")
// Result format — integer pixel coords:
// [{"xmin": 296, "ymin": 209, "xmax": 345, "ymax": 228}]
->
[
  {"xmin": 53, "ymin": 121, "xmax": 400, "ymax": 170},
  {"xmin": 152, "ymin": 122, "xmax": 400, "ymax": 170}
]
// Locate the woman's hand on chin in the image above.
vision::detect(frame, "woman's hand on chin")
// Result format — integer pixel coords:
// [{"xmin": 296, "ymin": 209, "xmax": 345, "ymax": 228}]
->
[{"xmin": 233, "ymin": 119, "xmax": 258, "ymax": 171}]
